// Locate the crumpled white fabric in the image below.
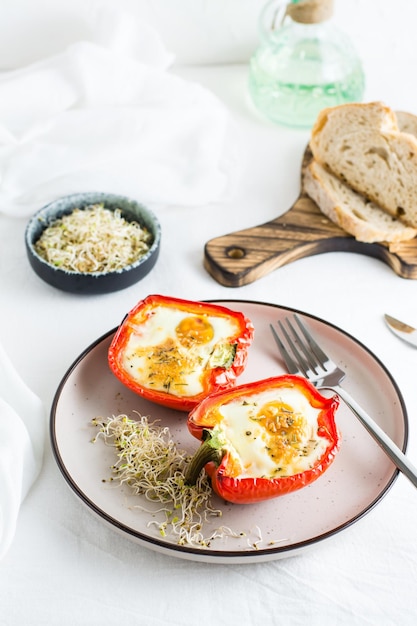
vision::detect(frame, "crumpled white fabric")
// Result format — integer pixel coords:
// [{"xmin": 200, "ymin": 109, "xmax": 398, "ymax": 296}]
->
[
  {"xmin": 0, "ymin": 342, "xmax": 45, "ymax": 559},
  {"xmin": 0, "ymin": 11, "xmax": 233, "ymax": 217}
]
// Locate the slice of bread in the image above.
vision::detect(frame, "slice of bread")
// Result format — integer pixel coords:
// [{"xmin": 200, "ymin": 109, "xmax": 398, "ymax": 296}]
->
[
  {"xmin": 303, "ymin": 160, "xmax": 417, "ymax": 242},
  {"xmin": 309, "ymin": 101, "xmax": 417, "ymax": 228},
  {"xmin": 395, "ymin": 110, "xmax": 417, "ymax": 136}
]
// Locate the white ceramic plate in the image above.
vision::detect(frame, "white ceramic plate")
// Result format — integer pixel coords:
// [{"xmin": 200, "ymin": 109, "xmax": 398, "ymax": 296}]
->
[{"xmin": 50, "ymin": 300, "xmax": 408, "ymax": 564}]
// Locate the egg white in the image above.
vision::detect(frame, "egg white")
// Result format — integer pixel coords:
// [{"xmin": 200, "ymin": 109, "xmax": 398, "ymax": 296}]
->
[
  {"xmin": 121, "ymin": 305, "xmax": 240, "ymax": 397},
  {"xmin": 218, "ymin": 386, "xmax": 329, "ymax": 478}
]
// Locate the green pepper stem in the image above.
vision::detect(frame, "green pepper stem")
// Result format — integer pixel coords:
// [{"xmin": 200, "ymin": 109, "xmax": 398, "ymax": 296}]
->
[{"xmin": 185, "ymin": 440, "xmax": 222, "ymax": 486}]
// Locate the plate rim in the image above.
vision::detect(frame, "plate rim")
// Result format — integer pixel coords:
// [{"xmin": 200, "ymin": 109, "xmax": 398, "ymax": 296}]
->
[{"xmin": 50, "ymin": 299, "xmax": 408, "ymax": 562}]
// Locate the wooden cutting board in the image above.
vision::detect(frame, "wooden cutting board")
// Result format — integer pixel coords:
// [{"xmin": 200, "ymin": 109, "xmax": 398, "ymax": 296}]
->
[{"xmin": 204, "ymin": 146, "xmax": 417, "ymax": 287}]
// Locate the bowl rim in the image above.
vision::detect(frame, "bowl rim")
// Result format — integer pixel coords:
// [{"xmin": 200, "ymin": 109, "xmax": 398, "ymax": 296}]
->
[{"xmin": 25, "ymin": 191, "xmax": 161, "ymax": 277}]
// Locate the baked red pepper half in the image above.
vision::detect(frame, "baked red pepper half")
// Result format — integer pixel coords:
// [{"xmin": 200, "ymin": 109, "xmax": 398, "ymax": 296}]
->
[
  {"xmin": 185, "ymin": 375, "xmax": 340, "ymax": 504},
  {"xmin": 108, "ymin": 295, "xmax": 254, "ymax": 411}
]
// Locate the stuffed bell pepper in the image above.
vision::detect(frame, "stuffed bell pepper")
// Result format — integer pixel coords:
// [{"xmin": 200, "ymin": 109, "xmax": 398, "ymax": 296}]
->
[
  {"xmin": 108, "ymin": 295, "xmax": 254, "ymax": 411},
  {"xmin": 185, "ymin": 375, "xmax": 340, "ymax": 504}
]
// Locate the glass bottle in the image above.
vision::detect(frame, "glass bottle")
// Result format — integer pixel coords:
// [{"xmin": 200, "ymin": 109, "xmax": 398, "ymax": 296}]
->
[{"xmin": 248, "ymin": 0, "xmax": 365, "ymax": 128}]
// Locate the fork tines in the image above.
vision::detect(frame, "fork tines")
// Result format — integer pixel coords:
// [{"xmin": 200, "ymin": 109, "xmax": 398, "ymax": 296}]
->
[{"xmin": 270, "ymin": 315, "xmax": 329, "ymax": 378}]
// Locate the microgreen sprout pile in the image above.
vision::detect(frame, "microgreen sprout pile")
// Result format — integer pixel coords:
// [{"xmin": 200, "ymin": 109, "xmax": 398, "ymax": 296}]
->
[{"xmin": 91, "ymin": 413, "xmax": 225, "ymax": 547}]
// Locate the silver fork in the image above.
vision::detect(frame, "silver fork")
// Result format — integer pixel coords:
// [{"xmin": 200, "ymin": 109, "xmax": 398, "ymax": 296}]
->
[{"xmin": 271, "ymin": 314, "xmax": 417, "ymax": 489}]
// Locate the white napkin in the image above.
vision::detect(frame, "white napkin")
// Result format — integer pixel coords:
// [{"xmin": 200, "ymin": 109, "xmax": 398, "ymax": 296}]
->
[
  {"xmin": 0, "ymin": 342, "xmax": 44, "ymax": 559},
  {"xmin": 0, "ymin": 13, "xmax": 233, "ymax": 217}
]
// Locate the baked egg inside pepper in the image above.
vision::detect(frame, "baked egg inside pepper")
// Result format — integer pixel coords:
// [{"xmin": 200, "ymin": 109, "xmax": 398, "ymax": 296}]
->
[
  {"xmin": 206, "ymin": 387, "xmax": 331, "ymax": 478},
  {"xmin": 108, "ymin": 295, "xmax": 254, "ymax": 411},
  {"xmin": 186, "ymin": 375, "xmax": 340, "ymax": 503},
  {"xmin": 122, "ymin": 307, "xmax": 238, "ymax": 396}
]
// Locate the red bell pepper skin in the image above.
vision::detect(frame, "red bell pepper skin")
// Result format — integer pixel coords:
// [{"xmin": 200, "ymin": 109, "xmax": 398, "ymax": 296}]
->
[
  {"xmin": 108, "ymin": 295, "xmax": 254, "ymax": 412},
  {"xmin": 186, "ymin": 375, "xmax": 340, "ymax": 504}
]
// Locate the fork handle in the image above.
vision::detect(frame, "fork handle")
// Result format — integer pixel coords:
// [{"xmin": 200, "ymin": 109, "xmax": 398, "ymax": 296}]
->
[{"xmin": 322, "ymin": 384, "xmax": 417, "ymax": 489}]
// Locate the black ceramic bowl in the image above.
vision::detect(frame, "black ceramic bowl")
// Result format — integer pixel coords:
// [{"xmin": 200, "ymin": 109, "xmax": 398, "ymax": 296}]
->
[{"xmin": 25, "ymin": 192, "xmax": 161, "ymax": 295}]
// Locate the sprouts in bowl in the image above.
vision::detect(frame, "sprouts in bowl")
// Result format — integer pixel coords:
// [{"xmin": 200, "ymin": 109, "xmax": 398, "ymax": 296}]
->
[{"xmin": 25, "ymin": 192, "xmax": 161, "ymax": 294}]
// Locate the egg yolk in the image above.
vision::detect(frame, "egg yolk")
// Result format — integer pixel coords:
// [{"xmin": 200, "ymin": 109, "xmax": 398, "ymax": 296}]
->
[
  {"xmin": 256, "ymin": 400, "xmax": 306, "ymax": 468},
  {"xmin": 175, "ymin": 316, "xmax": 214, "ymax": 347}
]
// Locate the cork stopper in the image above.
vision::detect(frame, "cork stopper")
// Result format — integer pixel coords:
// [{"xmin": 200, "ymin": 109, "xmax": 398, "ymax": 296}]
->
[{"xmin": 286, "ymin": 0, "xmax": 333, "ymax": 24}]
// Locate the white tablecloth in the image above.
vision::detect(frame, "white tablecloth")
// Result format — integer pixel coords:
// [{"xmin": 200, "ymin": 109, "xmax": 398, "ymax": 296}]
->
[{"xmin": 1, "ymin": 60, "xmax": 417, "ymax": 625}]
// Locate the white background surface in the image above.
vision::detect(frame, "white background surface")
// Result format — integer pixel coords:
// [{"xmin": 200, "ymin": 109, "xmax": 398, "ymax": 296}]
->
[{"xmin": 1, "ymin": 1, "xmax": 417, "ymax": 625}]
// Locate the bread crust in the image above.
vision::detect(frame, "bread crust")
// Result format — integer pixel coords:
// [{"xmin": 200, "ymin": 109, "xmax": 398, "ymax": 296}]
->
[{"xmin": 310, "ymin": 102, "xmax": 417, "ymax": 228}]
